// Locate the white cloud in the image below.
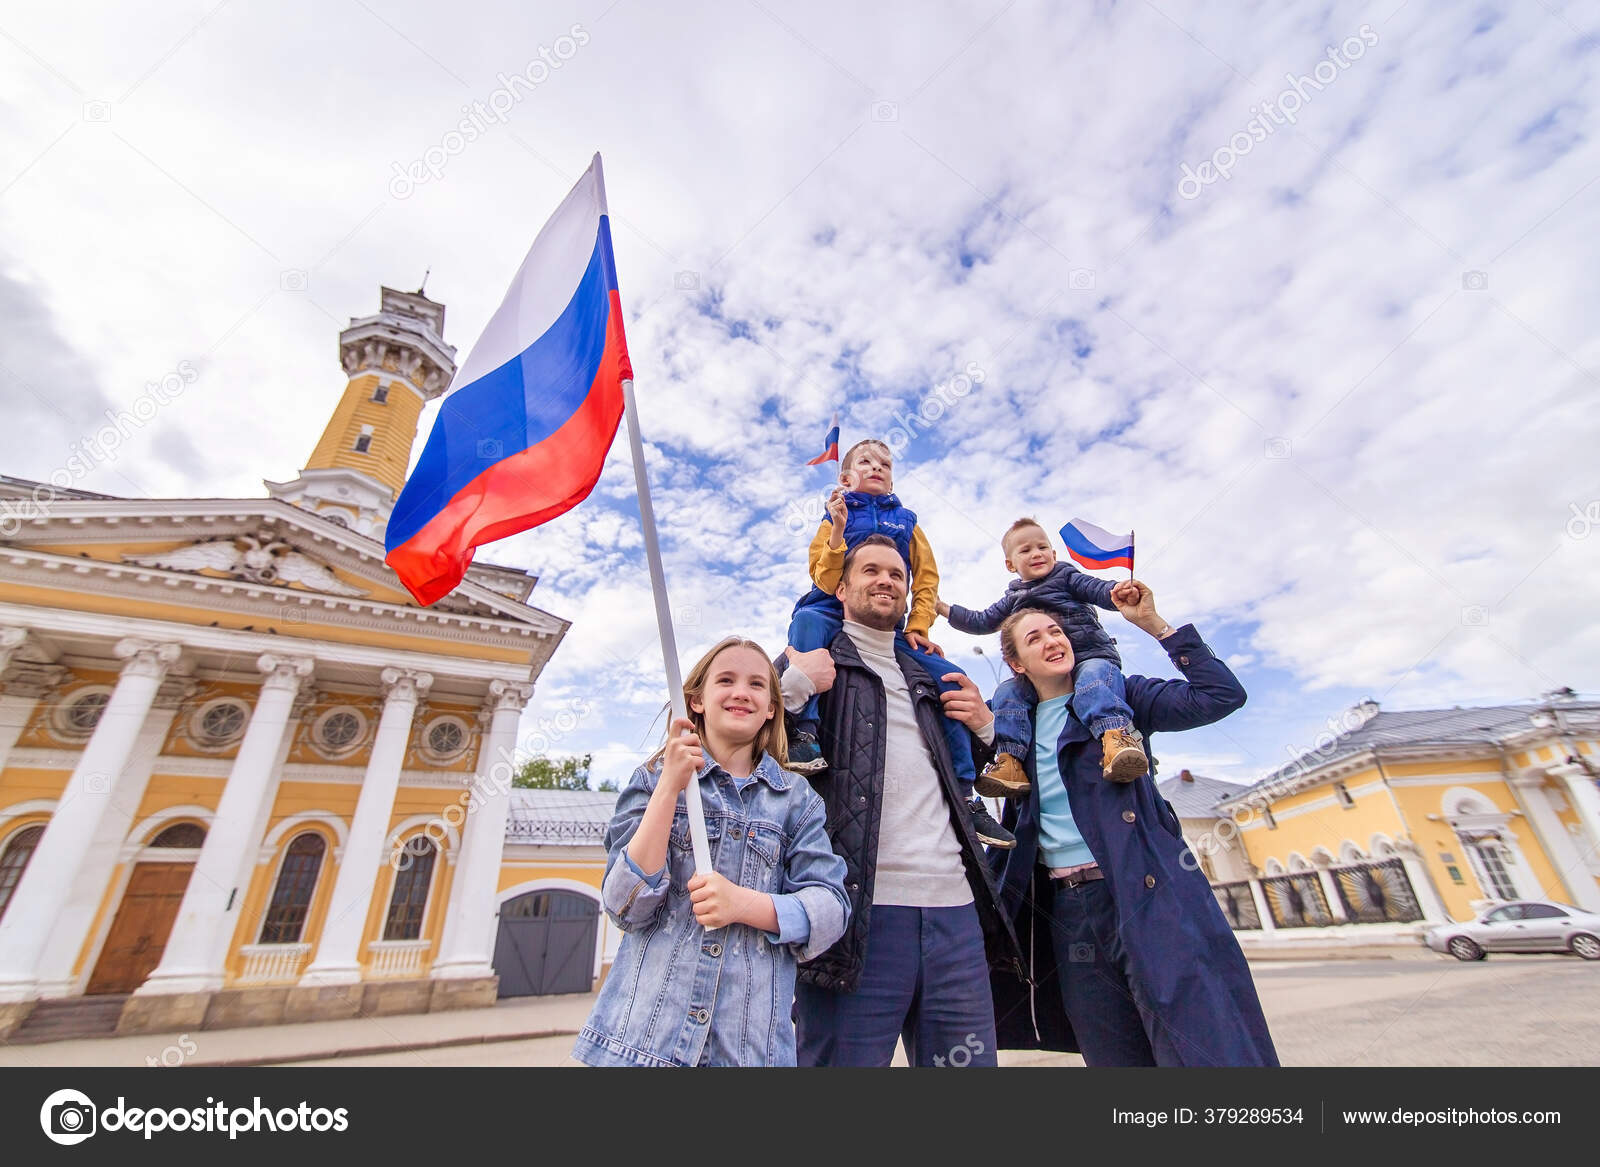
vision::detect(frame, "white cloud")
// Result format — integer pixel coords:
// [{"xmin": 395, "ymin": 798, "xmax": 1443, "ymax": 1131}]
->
[{"xmin": 2, "ymin": 1, "xmax": 1597, "ymax": 786}]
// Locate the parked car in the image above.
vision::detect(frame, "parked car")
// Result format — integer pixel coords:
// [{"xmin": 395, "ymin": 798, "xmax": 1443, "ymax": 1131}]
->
[{"xmin": 1425, "ymin": 900, "xmax": 1600, "ymax": 961}]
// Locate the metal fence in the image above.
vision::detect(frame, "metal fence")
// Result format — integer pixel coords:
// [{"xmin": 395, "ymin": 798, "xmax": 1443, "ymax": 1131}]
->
[
  {"xmin": 1260, "ymin": 872, "xmax": 1335, "ymax": 928},
  {"xmin": 1330, "ymin": 858, "xmax": 1423, "ymax": 924},
  {"xmin": 504, "ymin": 818, "xmax": 610, "ymax": 845},
  {"xmin": 1213, "ymin": 858, "xmax": 1426, "ymax": 931},
  {"xmin": 1212, "ymin": 881, "xmax": 1262, "ymax": 930}
]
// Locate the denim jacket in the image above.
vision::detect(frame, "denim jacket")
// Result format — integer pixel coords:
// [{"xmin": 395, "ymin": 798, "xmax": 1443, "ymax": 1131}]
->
[{"xmin": 572, "ymin": 752, "xmax": 850, "ymax": 1067}]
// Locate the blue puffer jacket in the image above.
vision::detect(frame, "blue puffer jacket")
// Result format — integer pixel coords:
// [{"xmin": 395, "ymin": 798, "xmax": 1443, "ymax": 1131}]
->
[
  {"xmin": 947, "ymin": 561, "xmax": 1121, "ymax": 666},
  {"xmin": 792, "ymin": 491, "xmax": 918, "ymax": 615}
]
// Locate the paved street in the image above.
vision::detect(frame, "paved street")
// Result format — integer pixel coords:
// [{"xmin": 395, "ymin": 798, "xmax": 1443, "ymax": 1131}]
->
[{"xmin": 278, "ymin": 954, "xmax": 1599, "ymax": 1067}]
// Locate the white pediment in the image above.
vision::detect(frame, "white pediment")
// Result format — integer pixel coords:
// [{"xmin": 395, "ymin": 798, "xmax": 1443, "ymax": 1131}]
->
[{"xmin": 124, "ymin": 532, "xmax": 369, "ymax": 597}]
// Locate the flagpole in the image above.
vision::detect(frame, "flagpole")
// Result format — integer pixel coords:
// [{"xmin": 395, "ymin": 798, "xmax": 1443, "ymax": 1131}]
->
[
  {"xmin": 621, "ymin": 377, "xmax": 712, "ymax": 874},
  {"xmin": 1130, "ymin": 529, "xmax": 1135, "ymax": 582}
]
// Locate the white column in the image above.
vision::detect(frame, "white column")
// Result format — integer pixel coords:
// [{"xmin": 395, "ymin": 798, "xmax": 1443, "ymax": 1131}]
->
[
  {"xmin": 0, "ymin": 626, "xmax": 27, "ymax": 673},
  {"xmin": 136, "ymin": 653, "xmax": 313, "ymax": 996},
  {"xmin": 1552, "ymin": 762, "xmax": 1600, "ymax": 871},
  {"xmin": 1393, "ymin": 844, "xmax": 1452, "ymax": 923},
  {"xmin": 432, "ymin": 679, "xmax": 530, "ymax": 980},
  {"xmin": 1316, "ymin": 865, "xmax": 1349, "ymax": 923},
  {"xmin": 1511, "ymin": 772, "xmax": 1600, "ymax": 912},
  {"xmin": 0, "ymin": 629, "xmax": 35, "ymax": 771},
  {"xmin": 0, "ymin": 639, "xmax": 182, "ymax": 1002},
  {"xmin": 0, "ymin": 669, "xmax": 66, "ymax": 775},
  {"xmin": 300, "ymin": 668, "xmax": 432, "ymax": 986},
  {"xmin": 33, "ymin": 679, "xmax": 193, "ymax": 997},
  {"xmin": 1248, "ymin": 877, "xmax": 1276, "ymax": 935}
]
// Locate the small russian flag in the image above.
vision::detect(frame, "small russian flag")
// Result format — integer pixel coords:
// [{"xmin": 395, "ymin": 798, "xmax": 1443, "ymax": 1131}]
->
[
  {"xmin": 805, "ymin": 412, "xmax": 840, "ymax": 466},
  {"xmin": 1060, "ymin": 518, "xmax": 1134, "ymax": 573}
]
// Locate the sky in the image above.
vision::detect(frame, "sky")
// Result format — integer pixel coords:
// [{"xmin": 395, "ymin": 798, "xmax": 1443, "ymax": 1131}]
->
[{"xmin": 1, "ymin": 0, "xmax": 1598, "ymax": 791}]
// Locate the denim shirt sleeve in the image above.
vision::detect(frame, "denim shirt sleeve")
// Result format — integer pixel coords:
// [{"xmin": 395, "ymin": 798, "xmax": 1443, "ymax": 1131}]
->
[
  {"xmin": 622, "ymin": 850, "xmax": 665, "ymax": 888},
  {"xmin": 599, "ymin": 763, "xmax": 674, "ymax": 932},
  {"xmin": 772, "ymin": 784, "xmax": 850, "ymax": 961}
]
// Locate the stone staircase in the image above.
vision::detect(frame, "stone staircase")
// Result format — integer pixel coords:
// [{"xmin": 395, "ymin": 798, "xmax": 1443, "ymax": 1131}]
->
[{"xmin": 4, "ymin": 995, "xmax": 129, "ymax": 1045}]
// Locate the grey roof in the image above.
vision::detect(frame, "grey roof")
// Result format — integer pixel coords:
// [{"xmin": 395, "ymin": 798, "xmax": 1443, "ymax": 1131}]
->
[
  {"xmin": 0, "ymin": 474, "xmax": 119, "ymax": 501},
  {"xmin": 1157, "ymin": 772, "xmax": 1252, "ymax": 819},
  {"xmin": 1237, "ymin": 698, "xmax": 1600, "ymax": 799},
  {"xmin": 505, "ymin": 789, "xmax": 619, "ymax": 845}
]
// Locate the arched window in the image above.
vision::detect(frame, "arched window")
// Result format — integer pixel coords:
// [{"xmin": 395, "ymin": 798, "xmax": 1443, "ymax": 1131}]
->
[
  {"xmin": 259, "ymin": 832, "xmax": 326, "ymax": 943},
  {"xmin": 150, "ymin": 822, "xmax": 206, "ymax": 849},
  {"xmin": 0, "ymin": 825, "xmax": 45, "ymax": 923},
  {"xmin": 383, "ymin": 837, "xmax": 437, "ymax": 940}
]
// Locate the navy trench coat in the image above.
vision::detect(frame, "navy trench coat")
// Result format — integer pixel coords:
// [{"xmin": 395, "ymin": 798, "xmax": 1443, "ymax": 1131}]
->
[{"xmin": 988, "ymin": 624, "xmax": 1279, "ymax": 1066}]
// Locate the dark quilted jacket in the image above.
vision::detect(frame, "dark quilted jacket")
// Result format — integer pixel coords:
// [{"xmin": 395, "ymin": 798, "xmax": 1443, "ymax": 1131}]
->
[
  {"xmin": 792, "ymin": 629, "xmax": 1024, "ymax": 993},
  {"xmin": 947, "ymin": 561, "xmax": 1121, "ymax": 667}
]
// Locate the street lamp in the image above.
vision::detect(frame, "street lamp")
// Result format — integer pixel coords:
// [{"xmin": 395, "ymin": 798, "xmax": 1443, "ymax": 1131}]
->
[{"xmin": 972, "ymin": 646, "xmax": 1002, "ymax": 687}]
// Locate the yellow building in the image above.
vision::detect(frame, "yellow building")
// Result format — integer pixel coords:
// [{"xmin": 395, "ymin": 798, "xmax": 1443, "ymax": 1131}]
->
[
  {"xmin": 0, "ymin": 287, "xmax": 618, "ymax": 1042},
  {"xmin": 1186, "ymin": 695, "xmax": 1600, "ymax": 945}
]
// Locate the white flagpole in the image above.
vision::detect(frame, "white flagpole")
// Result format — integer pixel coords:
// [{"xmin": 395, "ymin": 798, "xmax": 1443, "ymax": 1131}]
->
[{"xmin": 621, "ymin": 377, "xmax": 712, "ymax": 874}]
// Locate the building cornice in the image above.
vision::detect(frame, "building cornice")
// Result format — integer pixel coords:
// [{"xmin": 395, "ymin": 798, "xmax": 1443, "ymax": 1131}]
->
[
  {"xmin": 0, "ymin": 547, "xmax": 561, "ymax": 655},
  {"xmin": 1217, "ymin": 742, "xmax": 1530, "ymax": 809},
  {"xmin": 5, "ymin": 748, "xmax": 482, "ymax": 788},
  {"xmin": 0, "ymin": 602, "xmax": 536, "ymax": 687},
  {"xmin": 1, "ymin": 497, "xmax": 561, "ymax": 638}
]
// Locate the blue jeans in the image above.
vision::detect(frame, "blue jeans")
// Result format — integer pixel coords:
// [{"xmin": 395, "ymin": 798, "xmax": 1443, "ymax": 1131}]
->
[
  {"xmin": 1045, "ymin": 879, "xmax": 1168, "ymax": 1066},
  {"xmin": 794, "ymin": 903, "xmax": 998, "ymax": 1066},
  {"xmin": 787, "ymin": 597, "xmax": 978, "ymax": 791},
  {"xmin": 991, "ymin": 658, "xmax": 1134, "ymax": 758}
]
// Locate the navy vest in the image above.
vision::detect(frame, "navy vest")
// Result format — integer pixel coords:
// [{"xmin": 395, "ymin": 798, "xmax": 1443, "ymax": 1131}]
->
[{"xmin": 837, "ymin": 491, "xmax": 917, "ymax": 569}]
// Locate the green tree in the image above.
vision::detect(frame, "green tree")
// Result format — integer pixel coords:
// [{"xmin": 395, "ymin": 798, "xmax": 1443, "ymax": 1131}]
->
[{"xmin": 512, "ymin": 752, "xmax": 610, "ymax": 790}]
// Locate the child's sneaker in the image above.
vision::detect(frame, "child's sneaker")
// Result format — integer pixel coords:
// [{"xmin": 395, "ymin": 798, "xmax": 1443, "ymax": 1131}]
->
[
  {"xmin": 1101, "ymin": 727, "xmax": 1147, "ymax": 783},
  {"xmin": 786, "ymin": 728, "xmax": 829, "ymax": 774},
  {"xmin": 974, "ymin": 752, "xmax": 1031, "ymax": 798},
  {"xmin": 968, "ymin": 798, "xmax": 1016, "ymax": 849}
]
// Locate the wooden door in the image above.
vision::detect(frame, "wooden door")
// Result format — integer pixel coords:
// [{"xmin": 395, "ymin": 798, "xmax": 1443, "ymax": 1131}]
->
[{"xmin": 86, "ymin": 862, "xmax": 193, "ymax": 994}]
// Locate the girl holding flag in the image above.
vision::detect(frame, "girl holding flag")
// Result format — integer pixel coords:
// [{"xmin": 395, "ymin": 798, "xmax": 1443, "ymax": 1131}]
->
[{"xmin": 572, "ymin": 636, "xmax": 850, "ymax": 1067}]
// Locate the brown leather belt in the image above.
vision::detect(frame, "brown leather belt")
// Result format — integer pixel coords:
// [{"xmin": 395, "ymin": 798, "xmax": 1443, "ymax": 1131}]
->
[{"xmin": 1046, "ymin": 866, "xmax": 1104, "ymax": 889}]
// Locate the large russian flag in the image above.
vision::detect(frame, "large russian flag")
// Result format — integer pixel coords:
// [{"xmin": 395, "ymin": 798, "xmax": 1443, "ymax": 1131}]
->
[
  {"xmin": 386, "ymin": 155, "xmax": 632, "ymax": 605},
  {"xmin": 1060, "ymin": 517, "xmax": 1134, "ymax": 573}
]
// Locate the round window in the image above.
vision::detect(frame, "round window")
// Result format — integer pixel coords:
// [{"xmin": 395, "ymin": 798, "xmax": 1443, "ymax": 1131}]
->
[
  {"xmin": 320, "ymin": 711, "xmax": 361, "ymax": 749},
  {"xmin": 427, "ymin": 720, "xmax": 465, "ymax": 756},
  {"xmin": 66, "ymin": 691, "xmax": 110, "ymax": 733},
  {"xmin": 198, "ymin": 701, "xmax": 248, "ymax": 743}
]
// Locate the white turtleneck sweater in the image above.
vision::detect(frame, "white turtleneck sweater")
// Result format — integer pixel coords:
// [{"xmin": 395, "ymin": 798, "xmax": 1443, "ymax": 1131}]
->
[{"xmin": 783, "ymin": 619, "xmax": 971, "ymax": 908}]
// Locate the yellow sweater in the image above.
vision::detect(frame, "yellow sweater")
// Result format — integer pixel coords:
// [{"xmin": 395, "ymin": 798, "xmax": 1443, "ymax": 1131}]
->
[{"xmin": 808, "ymin": 521, "xmax": 941, "ymax": 638}]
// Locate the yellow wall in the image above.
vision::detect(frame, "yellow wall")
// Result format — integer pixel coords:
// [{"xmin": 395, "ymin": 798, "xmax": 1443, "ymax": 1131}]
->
[
  {"xmin": 304, "ymin": 372, "xmax": 426, "ymax": 497},
  {"xmin": 13, "ymin": 667, "xmax": 118, "ymax": 750},
  {"xmin": 1237, "ymin": 766, "xmax": 1405, "ymax": 871}
]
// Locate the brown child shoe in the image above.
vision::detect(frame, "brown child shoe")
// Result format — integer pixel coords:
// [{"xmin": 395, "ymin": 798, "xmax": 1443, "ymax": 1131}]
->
[
  {"xmin": 975, "ymin": 752, "xmax": 1031, "ymax": 798},
  {"xmin": 1101, "ymin": 727, "xmax": 1148, "ymax": 783}
]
